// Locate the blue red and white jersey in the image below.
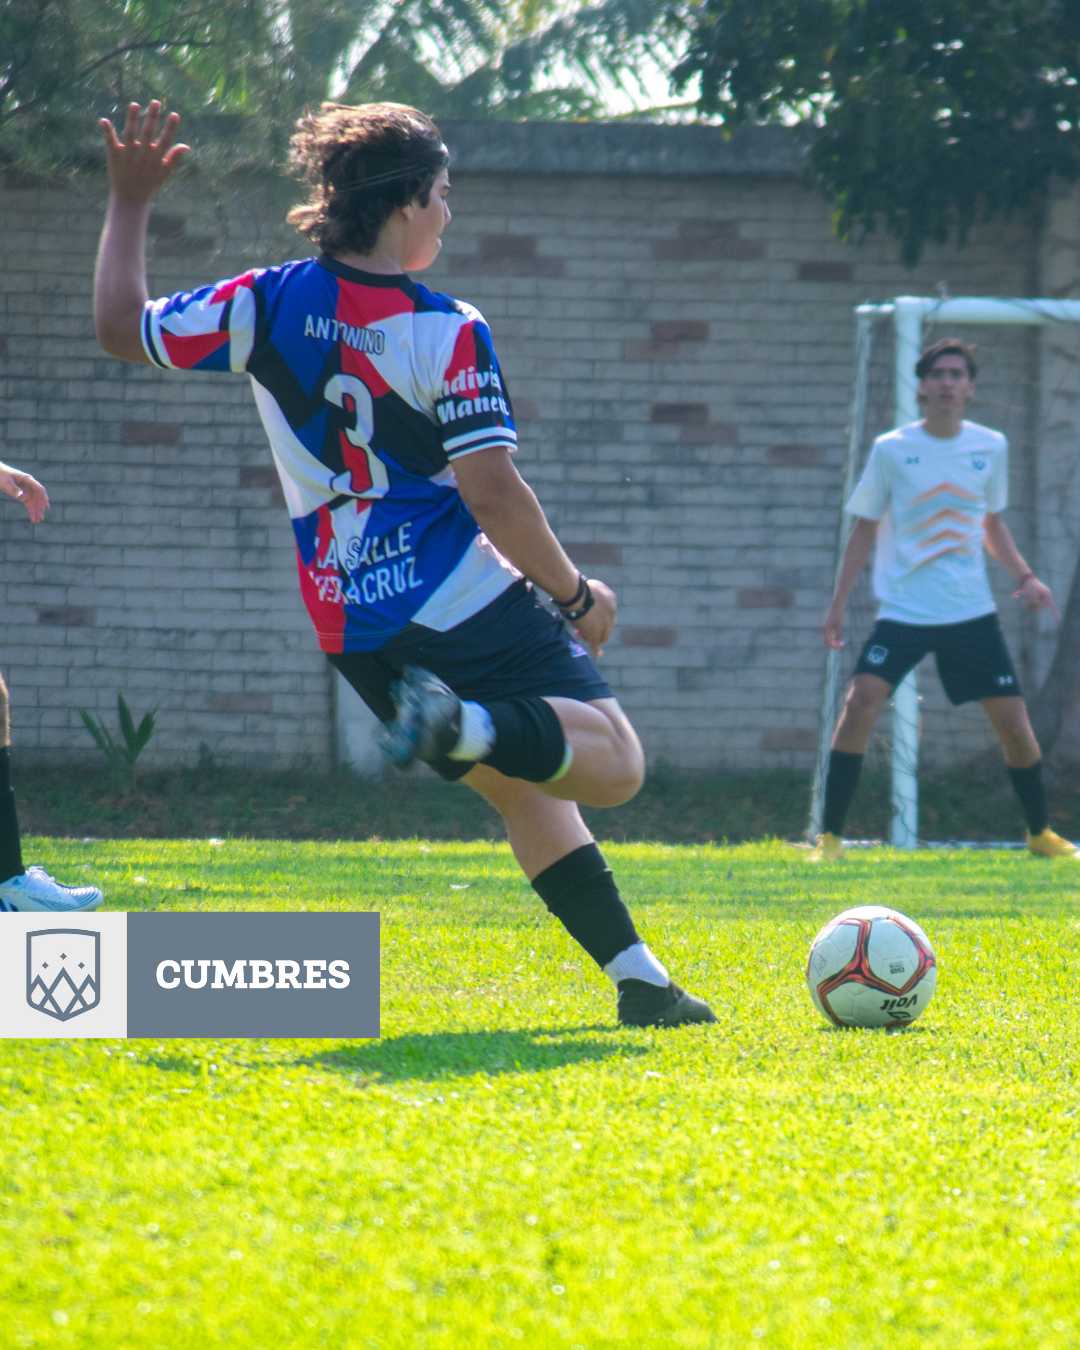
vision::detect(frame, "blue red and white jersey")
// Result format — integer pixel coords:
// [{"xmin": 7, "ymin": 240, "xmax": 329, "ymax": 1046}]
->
[{"xmin": 142, "ymin": 255, "xmax": 520, "ymax": 651}]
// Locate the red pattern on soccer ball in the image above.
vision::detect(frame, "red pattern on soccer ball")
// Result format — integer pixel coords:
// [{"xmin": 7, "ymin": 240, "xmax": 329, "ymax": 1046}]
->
[{"xmin": 810, "ymin": 915, "xmax": 937, "ymax": 1028}]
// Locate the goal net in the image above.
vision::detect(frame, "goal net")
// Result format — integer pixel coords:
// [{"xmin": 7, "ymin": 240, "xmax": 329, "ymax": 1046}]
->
[{"xmin": 810, "ymin": 297, "xmax": 1080, "ymax": 847}]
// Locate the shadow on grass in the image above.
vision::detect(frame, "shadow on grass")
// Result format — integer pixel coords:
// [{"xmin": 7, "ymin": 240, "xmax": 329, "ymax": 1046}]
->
[
  {"xmin": 817, "ymin": 1023, "xmax": 929, "ymax": 1035},
  {"xmin": 294, "ymin": 1026, "xmax": 649, "ymax": 1083},
  {"xmin": 142, "ymin": 1054, "xmax": 205, "ymax": 1073}
]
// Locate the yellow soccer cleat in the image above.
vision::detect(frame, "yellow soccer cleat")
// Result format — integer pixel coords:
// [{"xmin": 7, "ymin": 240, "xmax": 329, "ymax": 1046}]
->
[
  {"xmin": 1026, "ymin": 828, "xmax": 1080, "ymax": 859},
  {"xmin": 807, "ymin": 832, "xmax": 844, "ymax": 862}
]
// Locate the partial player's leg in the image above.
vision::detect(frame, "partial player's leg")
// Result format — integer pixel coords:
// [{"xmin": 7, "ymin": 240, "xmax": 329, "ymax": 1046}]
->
[
  {"xmin": 831, "ymin": 673, "xmax": 894, "ymax": 752},
  {"xmin": 0, "ymin": 672, "xmax": 104, "ymax": 912},
  {"xmin": 355, "ymin": 582, "xmax": 644, "ymax": 806},
  {"xmin": 463, "ymin": 762, "xmax": 715, "ymax": 1028},
  {"xmin": 979, "ymin": 696, "xmax": 1077, "ymax": 857},
  {"xmin": 809, "ymin": 673, "xmax": 892, "ymax": 861},
  {"xmin": 810, "ymin": 620, "xmax": 929, "ymax": 861},
  {"xmin": 534, "ymin": 696, "xmax": 643, "ymax": 806},
  {"xmin": 979, "ymin": 695, "xmax": 1039, "ymax": 768},
  {"xmin": 934, "ymin": 613, "xmax": 1077, "ymax": 857},
  {"xmin": 378, "ymin": 666, "xmax": 642, "ymax": 806}
]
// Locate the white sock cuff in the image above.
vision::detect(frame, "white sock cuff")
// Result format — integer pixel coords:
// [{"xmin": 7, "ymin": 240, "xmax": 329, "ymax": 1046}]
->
[
  {"xmin": 447, "ymin": 700, "xmax": 496, "ymax": 762},
  {"xmin": 603, "ymin": 941, "xmax": 669, "ymax": 988}
]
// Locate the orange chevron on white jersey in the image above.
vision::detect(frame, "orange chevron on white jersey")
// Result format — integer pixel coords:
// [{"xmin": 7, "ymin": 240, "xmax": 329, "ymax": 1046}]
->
[
  {"xmin": 904, "ymin": 482, "xmax": 984, "ymax": 567},
  {"xmin": 846, "ymin": 420, "xmax": 1008, "ymax": 625}
]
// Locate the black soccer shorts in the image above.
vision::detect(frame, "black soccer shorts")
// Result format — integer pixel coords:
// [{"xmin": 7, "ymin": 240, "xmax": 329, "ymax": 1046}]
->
[
  {"xmin": 851, "ymin": 612, "xmax": 1020, "ymax": 706},
  {"xmin": 328, "ymin": 579, "xmax": 613, "ymax": 780}
]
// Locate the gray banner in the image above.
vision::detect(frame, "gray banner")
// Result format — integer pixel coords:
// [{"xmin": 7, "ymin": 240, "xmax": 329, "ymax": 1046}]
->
[{"xmin": 127, "ymin": 912, "xmax": 380, "ymax": 1038}]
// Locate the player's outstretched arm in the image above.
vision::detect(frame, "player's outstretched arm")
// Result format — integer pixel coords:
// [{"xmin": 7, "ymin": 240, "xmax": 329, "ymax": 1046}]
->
[
  {"xmin": 983, "ymin": 512, "xmax": 1061, "ymax": 618},
  {"xmin": 0, "ymin": 460, "xmax": 48, "ymax": 524},
  {"xmin": 454, "ymin": 448, "xmax": 616, "ymax": 657},
  {"xmin": 94, "ymin": 102, "xmax": 189, "ymax": 364},
  {"xmin": 821, "ymin": 516, "xmax": 877, "ymax": 649}
]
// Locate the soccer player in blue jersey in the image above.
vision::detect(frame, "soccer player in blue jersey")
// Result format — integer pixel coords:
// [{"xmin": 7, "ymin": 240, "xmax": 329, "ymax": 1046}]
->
[
  {"xmin": 0, "ymin": 459, "xmax": 103, "ymax": 911},
  {"xmin": 93, "ymin": 100, "xmax": 714, "ymax": 1027}
]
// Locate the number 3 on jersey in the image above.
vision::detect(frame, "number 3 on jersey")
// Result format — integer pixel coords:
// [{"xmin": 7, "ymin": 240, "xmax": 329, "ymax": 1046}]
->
[{"xmin": 325, "ymin": 374, "xmax": 390, "ymax": 500}]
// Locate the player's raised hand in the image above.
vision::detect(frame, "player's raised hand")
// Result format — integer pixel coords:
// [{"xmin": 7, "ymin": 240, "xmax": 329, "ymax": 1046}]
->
[
  {"xmin": 1014, "ymin": 573, "xmax": 1061, "ymax": 620},
  {"xmin": 0, "ymin": 461, "xmax": 49, "ymax": 524},
  {"xmin": 99, "ymin": 102, "xmax": 189, "ymax": 203},
  {"xmin": 573, "ymin": 578, "xmax": 617, "ymax": 659},
  {"xmin": 822, "ymin": 602, "xmax": 846, "ymax": 650}
]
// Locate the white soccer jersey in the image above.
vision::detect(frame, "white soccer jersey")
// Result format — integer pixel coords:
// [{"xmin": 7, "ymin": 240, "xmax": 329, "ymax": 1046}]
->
[{"xmin": 845, "ymin": 420, "xmax": 1009, "ymax": 625}]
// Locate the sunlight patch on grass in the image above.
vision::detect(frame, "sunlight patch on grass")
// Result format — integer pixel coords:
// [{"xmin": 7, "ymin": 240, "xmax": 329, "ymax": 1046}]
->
[{"xmin": 3, "ymin": 840, "xmax": 1080, "ymax": 1347}]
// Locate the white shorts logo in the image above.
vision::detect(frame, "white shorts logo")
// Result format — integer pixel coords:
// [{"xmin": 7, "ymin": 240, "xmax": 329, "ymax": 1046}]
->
[
  {"xmin": 996, "ymin": 674, "xmax": 1014, "ymax": 686},
  {"xmin": 867, "ymin": 645, "xmax": 888, "ymax": 665}
]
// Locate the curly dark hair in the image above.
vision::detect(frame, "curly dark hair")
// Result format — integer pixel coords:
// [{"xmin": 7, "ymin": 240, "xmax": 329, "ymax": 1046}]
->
[
  {"xmin": 287, "ymin": 102, "xmax": 449, "ymax": 256},
  {"xmin": 915, "ymin": 337, "xmax": 978, "ymax": 380}
]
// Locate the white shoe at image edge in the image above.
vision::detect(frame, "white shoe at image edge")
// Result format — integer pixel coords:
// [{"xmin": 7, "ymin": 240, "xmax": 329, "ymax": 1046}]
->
[{"xmin": 0, "ymin": 865, "xmax": 104, "ymax": 912}]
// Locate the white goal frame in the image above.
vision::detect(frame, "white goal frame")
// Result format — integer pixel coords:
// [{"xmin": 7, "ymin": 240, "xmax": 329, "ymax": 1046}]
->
[{"xmin": 810, "ymin": 295, "xmax": 1080, "ymax": 850}]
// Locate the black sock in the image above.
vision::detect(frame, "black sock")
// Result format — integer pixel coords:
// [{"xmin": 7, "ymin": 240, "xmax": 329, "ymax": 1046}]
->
[
  {"xmin": 822, "ymin": 750, "xmax": 864, "ymax": 836},
  {"xmin": 530, "ymin": 843, "xmax": 641, "ymax": 968},
  {"xmin": 481, "ymin": 697, "xmax": 567, "ymax": 783},
  {"xmin": 0, "ymin": 748, "xmax": 25, "ymax": 882},
  {"xmin": 1008, "ymin": 761, "xmax": 1049, "ymax": 836}
]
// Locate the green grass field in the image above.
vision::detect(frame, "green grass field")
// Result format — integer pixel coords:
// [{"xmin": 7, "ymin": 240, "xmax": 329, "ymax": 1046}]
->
[{"xmin": 4, "ymin": 838, "xmax": 1080, "ymax": 1349}]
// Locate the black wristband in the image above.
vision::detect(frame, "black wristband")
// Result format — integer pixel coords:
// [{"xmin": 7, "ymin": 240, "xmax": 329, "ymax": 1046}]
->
[
  {"xmin": 553, "ymin": 572, "xmax": 586, "ymax": 611},
  {"xmin": 562, "ymin": 581, "xmax": 595, "ymax": 622}
]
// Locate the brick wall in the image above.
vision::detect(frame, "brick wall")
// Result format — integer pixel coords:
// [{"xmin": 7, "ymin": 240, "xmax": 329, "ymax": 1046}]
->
[
  {"xmin": 0, "ymin": 123, "xmax": 1052, "ymax": 773},
  {"xmin": 0, "ymin": 173, "xmax": 329, "ymax": 769},
  {"xmin": 426, "ymin": 127, "xmax": 1040, "ymax": 772}
]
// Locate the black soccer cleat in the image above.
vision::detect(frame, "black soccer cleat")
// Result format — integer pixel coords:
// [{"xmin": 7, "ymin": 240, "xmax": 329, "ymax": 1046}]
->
[
  {"xmin": 378, "ymin": 665, "xmax": 462, "ymax": 769},
  {"xmin": 616, "ymin": 978, "xmax": 718, "ymax": 1028}
]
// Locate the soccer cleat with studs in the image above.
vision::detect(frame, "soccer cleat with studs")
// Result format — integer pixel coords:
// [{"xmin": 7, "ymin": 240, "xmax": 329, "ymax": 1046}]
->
[
  {"xmin": 807, "ymin": 831, "xmax": 844, "ymax": 862},
  {"xmin": 1026, "ymin": 828, "xmax": 1079, "ymax": 859},
  {"xmin": 0, "ymin": 865, "xmax": 104, "ymax": 913},
  {"xmin": 377, "ymin": 666, "xmax": 462, "ymax": 769},
  {"xmin": 617, "ymin": 978, "xmax": 717, "ymax": 1028}
]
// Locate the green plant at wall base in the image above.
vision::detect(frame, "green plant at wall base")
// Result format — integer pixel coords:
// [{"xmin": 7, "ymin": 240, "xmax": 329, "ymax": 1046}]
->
[{"xmin": 77, "ymin": 695, "xmax": 156, "ymax": 791}]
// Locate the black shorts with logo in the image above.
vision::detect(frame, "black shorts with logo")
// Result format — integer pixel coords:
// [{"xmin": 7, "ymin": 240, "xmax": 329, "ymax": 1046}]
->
[
  {"xmin": 852, "ymin": 612, "xmax": 1020, "ymax": 706},
  {"xmin": 328, "ymin": 579, "xmax": 612, "ymax": 780}
]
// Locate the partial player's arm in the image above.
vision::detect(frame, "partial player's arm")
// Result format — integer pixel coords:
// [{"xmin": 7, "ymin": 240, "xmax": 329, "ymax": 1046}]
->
[
  {"xmin": 983, "ymin": 512, "xmax": 1060, "ymax": 617},
  {"xmin": 821, "ymin": 517, "xmax": 877, "ymax": 649},
  {"xmin": 0, "ymin": 460, "xmax": 49, "ymax": 524},
  {"xmin": 454, "ymin": 448, "xmax": 616, "ymax": 657},
  {"xmin": 94, "ymin": 102, "xmax": 189, "ymax": 363}
]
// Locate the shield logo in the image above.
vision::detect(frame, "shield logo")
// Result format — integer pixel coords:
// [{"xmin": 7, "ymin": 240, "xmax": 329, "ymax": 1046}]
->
[{"xmin": 26, "ymin": 929, "xmax": 101, "ymax": 1022}]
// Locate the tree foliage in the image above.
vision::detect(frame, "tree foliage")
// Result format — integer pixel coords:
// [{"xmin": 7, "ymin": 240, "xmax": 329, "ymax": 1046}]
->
[
  {"xmin": 671, "ymin": 0, "xmax": 1080, "ymax": 265},
  {"xmin": 1, "ymin": 1, "xmax": 278, "ymax": 164},
  {"xmin": 0, "ymin": 0, "xmax": 659, "ymax": 170}
]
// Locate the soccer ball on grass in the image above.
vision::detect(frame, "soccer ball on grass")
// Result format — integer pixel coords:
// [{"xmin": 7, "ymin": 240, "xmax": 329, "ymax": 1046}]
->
[{"xmin": 806, "ymin": 905, "xmax": 937, "ymax": 1029}]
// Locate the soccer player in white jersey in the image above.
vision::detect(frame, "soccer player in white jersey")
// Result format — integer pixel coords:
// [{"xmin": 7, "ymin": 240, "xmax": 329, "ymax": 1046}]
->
[
  {"xmin": 92, "ymin": 100, "xmax": 715, "ymax": 1026},
  {"xmin": 810, "ymin": 337, "xmax": 1074, "ymax": 861},
  {"xmin": 0, "ymin": 459, "xmax": 104, "ymax": 911}
]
